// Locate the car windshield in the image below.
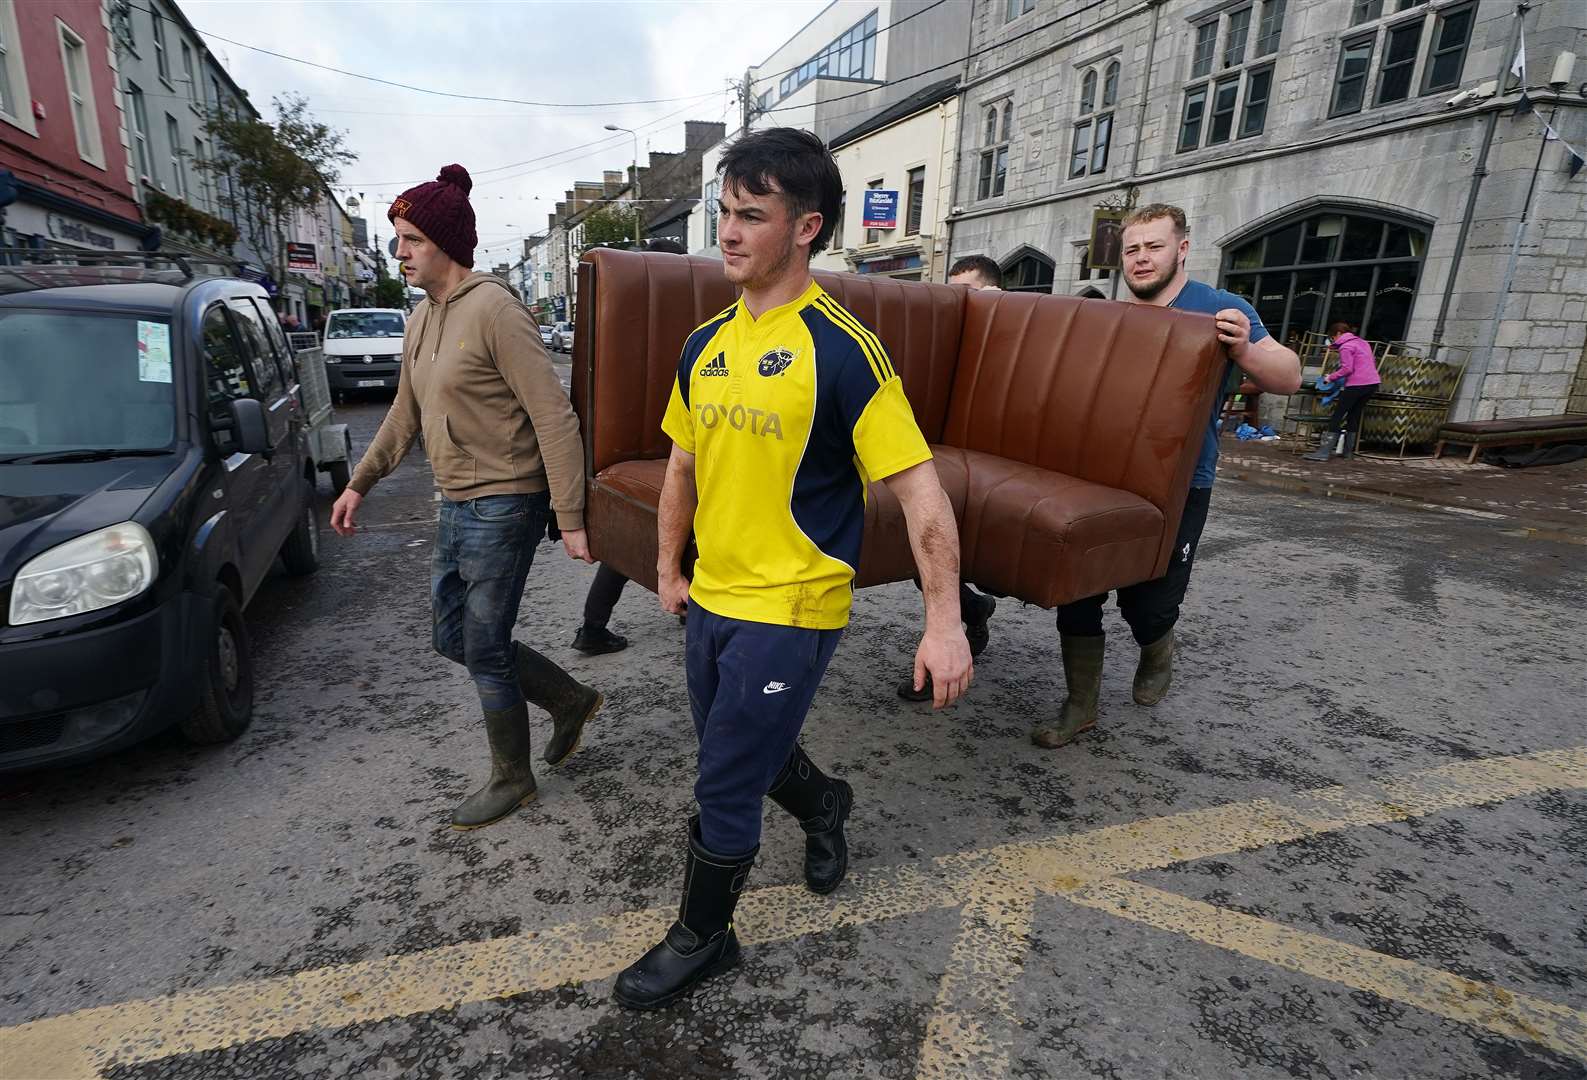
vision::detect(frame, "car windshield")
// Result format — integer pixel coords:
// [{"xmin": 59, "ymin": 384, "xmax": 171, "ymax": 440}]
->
[
  {"xmin": 0, "ymin": 311, "xmax": 175, "ymax": 459},
  {"xmin": 326, "ymin": 312, "xmax": 404, "ymax": 339}
]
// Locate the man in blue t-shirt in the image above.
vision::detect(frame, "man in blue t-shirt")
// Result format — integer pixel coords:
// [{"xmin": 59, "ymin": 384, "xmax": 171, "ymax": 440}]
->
[{"xmin": 1033, "ymin": 203, "xmax": 1300, "ymax": 750}]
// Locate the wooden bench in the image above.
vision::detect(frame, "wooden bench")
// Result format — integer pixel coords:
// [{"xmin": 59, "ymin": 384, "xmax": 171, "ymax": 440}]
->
[{"xmin": 1433, "ymin": 414, "xmax": 1587, "ymax": 463}]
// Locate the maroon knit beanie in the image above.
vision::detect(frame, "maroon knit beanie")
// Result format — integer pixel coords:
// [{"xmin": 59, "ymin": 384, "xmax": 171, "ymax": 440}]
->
[{"xmin": 389, "ymin": 165, "xmax": 477, "ymax": 269}]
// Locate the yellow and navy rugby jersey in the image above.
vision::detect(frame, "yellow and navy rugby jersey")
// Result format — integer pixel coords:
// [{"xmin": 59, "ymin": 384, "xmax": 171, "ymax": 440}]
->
[{"xmin": 661, "ymin": 279, "xmax": 931, "ymax": 629}]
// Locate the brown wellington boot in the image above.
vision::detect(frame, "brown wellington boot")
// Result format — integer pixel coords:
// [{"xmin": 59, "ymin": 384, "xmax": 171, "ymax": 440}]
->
[
  {"xmin": 1032, "ymin": 634, "xmax": 1105, "ymax": 749},
  {"xmin": 1132, "ymin": 629, "xmax": 1175, "ymax": 706},
  {"xmin": 451, "ymin": 703, "xmax": 537, "ymax": 830}
]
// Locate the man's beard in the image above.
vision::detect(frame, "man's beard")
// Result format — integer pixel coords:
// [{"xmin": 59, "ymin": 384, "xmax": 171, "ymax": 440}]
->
[
  {"xmin": 728, "ymin": 232, "xmax": 799, "ymax": 291},
  {"xmin": 1125, "ymin": 261, "xmax": 1176, "ymax": 301}
]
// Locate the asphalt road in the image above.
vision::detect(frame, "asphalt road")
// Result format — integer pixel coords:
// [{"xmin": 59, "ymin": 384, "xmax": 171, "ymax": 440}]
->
[{"xmin": 3, "ymin": 386, "xmax": 1585, "ymax": 1080}]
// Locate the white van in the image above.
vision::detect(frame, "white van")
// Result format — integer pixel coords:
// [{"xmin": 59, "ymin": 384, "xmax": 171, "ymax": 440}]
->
[{"xmin": 320, "ymin": 308, "xmax": 407, "ymax": 398}]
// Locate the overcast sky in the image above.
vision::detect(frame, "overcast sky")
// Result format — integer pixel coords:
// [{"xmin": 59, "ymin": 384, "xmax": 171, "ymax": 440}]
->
[{"xmin": 184, "ymin": 0, "xmax": 841, "ymax": 268}]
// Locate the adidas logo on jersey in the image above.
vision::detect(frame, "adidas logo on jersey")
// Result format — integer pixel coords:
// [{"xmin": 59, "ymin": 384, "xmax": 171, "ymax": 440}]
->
[{"xmin": 699, "ymin": 352, "xmax": 730, "ymax": 377}]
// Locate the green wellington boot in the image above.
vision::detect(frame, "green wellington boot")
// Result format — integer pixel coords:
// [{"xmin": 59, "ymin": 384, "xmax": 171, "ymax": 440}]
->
[
  {"xmin": 514, "ymin": 642, "xmax": 603, "ymax": 766},
  {"xmin": 1031, "ymin": 634, "xmax": 1105, "ymax": 749},
  {"xmin": 451, "ymin": 702, "xmax": 537, "ymax": 830},
  {"xmin": 1132, "ymin": 629, "xmax": 1175, "ymax": 706}
]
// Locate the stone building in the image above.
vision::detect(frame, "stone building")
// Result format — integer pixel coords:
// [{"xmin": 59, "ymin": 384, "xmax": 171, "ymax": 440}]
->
[{"xmin": 945, "ymin": 0, "xmax": 1586, "ymax": 420}]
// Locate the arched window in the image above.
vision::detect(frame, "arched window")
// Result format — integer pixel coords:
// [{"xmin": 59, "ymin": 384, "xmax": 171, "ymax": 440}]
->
[
  {"xmin": 1000, "ymin": 101, "xmax": 1014, "ymax": 141},
  {"xmin": 984, "ymin": 106, "xmax": 998, "ymax": 146},
  {"xmin": 1102, "ymin": 61, "xmax": 1120, "ymax": 106},
  {"xmin": 1080, "ymin": 70, "xmax": 1097, "ymax": 114},
  {"xmin": 1002, "ymin": 248, "xmax": 1055, "ymax": 293},
  {"xmin": 1221, "ymin": 206, "xmax": 1430, "ymax": 344}
]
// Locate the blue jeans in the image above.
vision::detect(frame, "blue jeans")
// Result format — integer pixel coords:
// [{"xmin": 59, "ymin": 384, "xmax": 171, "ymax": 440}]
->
[
  {"xmin": 686, "ymin": 604, "xmax": 843, "ymax": 856},
  {"xmin": 432, "ymin": 492, "xmax": 549, "ymax": 711}
]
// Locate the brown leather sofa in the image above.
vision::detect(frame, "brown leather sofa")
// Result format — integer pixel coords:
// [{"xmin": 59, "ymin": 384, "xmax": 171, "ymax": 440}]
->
[{"xmin": 572, "ymin": 248, "xmax": 1226, "ymax": 609}]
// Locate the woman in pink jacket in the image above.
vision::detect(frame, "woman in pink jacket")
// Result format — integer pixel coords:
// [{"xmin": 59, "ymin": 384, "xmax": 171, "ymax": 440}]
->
[{"xmin": 1305, "ymin": 321, "xmax": 1381, "ymax": 461}]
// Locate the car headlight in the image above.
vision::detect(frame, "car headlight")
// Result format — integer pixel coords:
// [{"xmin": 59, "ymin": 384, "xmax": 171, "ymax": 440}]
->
[
  {"xmin": 8, "ymin": 522, "xmax": 158, "ymax": 626},
  {"xmin": 324, "ymin": 354, "xmax": 342, "ymax": 364}
]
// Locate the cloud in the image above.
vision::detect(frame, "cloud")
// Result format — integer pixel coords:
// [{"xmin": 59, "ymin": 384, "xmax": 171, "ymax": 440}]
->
[{"xmin": 184, "ymin": 0, "xmax": 828, "ymax": 266}]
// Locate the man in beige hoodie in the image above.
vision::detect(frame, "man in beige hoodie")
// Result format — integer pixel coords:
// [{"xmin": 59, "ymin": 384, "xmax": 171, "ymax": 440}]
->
[{"xmin": 330, "ymin": 164, "xmax": 602, "ymax": 830}]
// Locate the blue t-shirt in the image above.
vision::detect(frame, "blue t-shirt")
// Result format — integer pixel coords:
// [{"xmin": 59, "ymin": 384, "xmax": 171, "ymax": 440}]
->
[{"xmin": 1168, "ymin": 279, "xmax": 1270, "ymax": 488}]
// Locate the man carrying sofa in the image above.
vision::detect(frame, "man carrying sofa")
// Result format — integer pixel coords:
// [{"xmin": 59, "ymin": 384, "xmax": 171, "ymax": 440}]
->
[
  {"xmin": 613, "ymin": 128, "xmax": 972, "ymax": 1009},
  {"xmin": 1034, "ymin": 204, "xmax": 1300, "ymax": 749}
]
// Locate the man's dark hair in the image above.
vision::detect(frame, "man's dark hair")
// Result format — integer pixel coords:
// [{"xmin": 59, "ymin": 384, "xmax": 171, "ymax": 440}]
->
[
  {"xmin": 645, "ymin": 237, "xmax": 687, "ymax": 255},
  {"xmin": 716, "ymin": 127, "xmax": 842, "ymax": 255},
  {"xmin": 948, "ymin": 255, "xmax": 1001, "ymax": 287}
]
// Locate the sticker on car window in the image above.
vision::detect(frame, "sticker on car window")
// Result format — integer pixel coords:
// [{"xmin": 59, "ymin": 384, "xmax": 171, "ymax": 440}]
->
[{"xmin": 138, "ymin": 321, "xmax": 172, "ymax": 383}]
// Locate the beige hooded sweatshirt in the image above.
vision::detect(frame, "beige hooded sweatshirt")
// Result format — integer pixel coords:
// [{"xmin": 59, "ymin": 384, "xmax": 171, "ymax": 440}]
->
[{"xmin": 348, "ymin": 273, "xmax": 585, "ymax": 530}]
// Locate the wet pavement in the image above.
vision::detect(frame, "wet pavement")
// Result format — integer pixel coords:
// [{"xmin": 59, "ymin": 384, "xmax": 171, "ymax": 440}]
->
[
  {"xmin": 2, "ymin": 386, "xmax": 1585, "ymax": 1080},
  {"xmin": 1218, "ymin": 439, "xmax": 1587, "ymax": 543}
]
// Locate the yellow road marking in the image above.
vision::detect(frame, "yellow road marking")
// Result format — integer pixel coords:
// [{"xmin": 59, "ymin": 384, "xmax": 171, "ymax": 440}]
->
[
  {"xmin": 915, "ymin": 889, "xmax": 1036, "ymax": 1080},
  {"xmin": 1066, "ymin": 878, "xmax": 1587, "ymax": 1062},
  {"xmin": 3, "ymin": 747, "xmax": 1584, "ymax": 1079}
]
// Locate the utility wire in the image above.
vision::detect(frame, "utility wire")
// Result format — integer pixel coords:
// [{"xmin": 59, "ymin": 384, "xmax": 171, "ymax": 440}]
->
[
  {"xmin": 764, "ymin": 0, "xmax": 1114, "ymax": 115},
  {"xmin": 128, "ymin": 0, "xmax": 951, "ymax": 111}
]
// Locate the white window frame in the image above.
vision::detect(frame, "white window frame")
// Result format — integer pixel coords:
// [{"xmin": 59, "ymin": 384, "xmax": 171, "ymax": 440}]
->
[
  {"xmin": 0, "ymin": 0, "xmax": 37, "ymax": 134},
  {"xmin": 126, "ymin": 81, "xmax": 152, "ymax": 181},
  {"xmin": 151, "ymin": 6, "xmax": 170, "ymax": 85},
  {"xmin": 904, "ymin": 164, "xmax": 926, "ymax": 237},
  {"xmin": 704, "ymin": 178, "xmax": 719, "ymax": 248},
  {"xmin": 181, "ymin": 41, "xmax": 198, "ymax": 106},
  {"xmin": 166, "ymin": 112, "xmax": 186, "ymax": 199},
  {"xmin": 57, "ymin": 19, "xmax": 105, "ymax": 168}
]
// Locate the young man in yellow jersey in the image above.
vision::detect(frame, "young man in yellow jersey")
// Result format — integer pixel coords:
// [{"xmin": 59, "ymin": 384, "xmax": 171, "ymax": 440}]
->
[{"xmin": 613, "ymin": 128, "xmax": 973, "ymax": 1010}]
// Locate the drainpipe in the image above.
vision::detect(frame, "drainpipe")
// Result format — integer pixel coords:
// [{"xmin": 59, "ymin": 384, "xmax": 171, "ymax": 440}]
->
[
  {"xmin": 1129, "ymin": 0, "xmax": 1166, "ymax": 180},
  {"xmin": 932, "ymin": 98, "xmax": 951, "ymax": 281},
  {"xmin": 1444, "ymin": 2, "xmax": 1530, "ymax": 420},
  {"xmin": 1435, "ymin": 1, "xmax": 1528, "ymax": 342},
  {"xmin": 942, "ymin": 7, "xmax": 978, "ymax": 277}
]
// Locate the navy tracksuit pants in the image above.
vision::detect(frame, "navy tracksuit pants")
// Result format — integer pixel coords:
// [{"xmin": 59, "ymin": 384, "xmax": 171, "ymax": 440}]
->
[{"xmin": 686, "ymin": 603, "xmax": 842, "ymax": 857}]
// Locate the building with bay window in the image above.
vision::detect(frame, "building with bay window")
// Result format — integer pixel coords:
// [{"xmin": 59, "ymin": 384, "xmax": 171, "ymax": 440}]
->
[{"xmin": 946, "ymin": 0, "xmax": 1587, "ymax": 421}]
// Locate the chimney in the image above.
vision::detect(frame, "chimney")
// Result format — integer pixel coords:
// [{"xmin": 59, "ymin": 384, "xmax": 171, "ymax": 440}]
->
[
  {"xmin": 603, "ymin": 170, "xmax": 624, "ymax": 196},
  {"xmin": 685, "ymin": 121, "xmax": 727, "ymax": 150}
]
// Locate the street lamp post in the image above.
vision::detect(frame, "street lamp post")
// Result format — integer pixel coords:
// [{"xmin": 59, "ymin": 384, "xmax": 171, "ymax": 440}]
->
[{"xmin": 604, "ymin": 124, "xmax": 641, "ymax": 247}]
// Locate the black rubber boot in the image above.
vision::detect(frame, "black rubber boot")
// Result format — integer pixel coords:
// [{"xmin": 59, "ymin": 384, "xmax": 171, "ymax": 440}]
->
[
  {"xmin": 1132, "ymin": 628, "xmax": 1175, "ymax": 706},
  {"xmin": 965, "ymin": 591, "xmax": 996, "ymax": 658},
  {"xmin": 897, "ymin": 592, "xmax": 997, "ymax": 701},
  {"xmin": 1341, "ymin": 432, "xmax": 1359, "ymax": 459},
  {"xmin": 1032, "ymin": 634, "xmax": 1105, "ymax": 749},
  {"xmin": 612, "ymin": 817, "xmax": 755, "ymax": 1010},
  {"xmin": 767, "ymin": 743, "xmax": 853, "ymax": 894},
  {"xmin": 451, "ymin": 703, "xmax": 537, "ymax": 830},
  {"xmin": 514, "ymin": 642, "xmax": 602, "ymax": 766},
  {"xmin": 571, "ymin": 625, "xmax": 628, "ymax": 655}
]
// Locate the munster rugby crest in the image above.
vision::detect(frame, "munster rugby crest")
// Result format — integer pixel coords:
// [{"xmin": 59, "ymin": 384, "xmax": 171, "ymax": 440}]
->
[{"xmin": 758, "ymin": 346, "xmax": 795, "ymax": 376}]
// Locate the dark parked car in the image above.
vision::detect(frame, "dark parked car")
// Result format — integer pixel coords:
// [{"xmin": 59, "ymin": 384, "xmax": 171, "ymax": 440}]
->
[{"xmin": 0, "ymin": 260, "xmax": 322, "ymax": 772}]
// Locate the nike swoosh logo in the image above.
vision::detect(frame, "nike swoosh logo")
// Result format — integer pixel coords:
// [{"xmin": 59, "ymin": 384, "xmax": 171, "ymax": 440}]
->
[{"xmin": 763, "ymin": 682, "xmax": 791, "ymax": 695}]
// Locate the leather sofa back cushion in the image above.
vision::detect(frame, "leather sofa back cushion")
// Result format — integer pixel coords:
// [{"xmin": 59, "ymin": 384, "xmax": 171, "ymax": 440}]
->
[
  {"xmin": 577, "ymin": 250, "xmax": 966, "ymax": 475},
  {"xmin": 944, "ymin": 290, "xmax": 1225, "ymax": 513},
  {"xmin": 812, "ymin": 270, "xmax": 964, "ymax": 444},
  {"xmin": 579, "ymin": 252, "xmax": 737, "ymax": 475}
]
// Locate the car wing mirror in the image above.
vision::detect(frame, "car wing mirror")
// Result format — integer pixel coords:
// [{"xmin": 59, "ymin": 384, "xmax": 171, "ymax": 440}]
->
[{"xmin": 215, "ymin": 397, "xmax": 272, "ymax": 457}]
